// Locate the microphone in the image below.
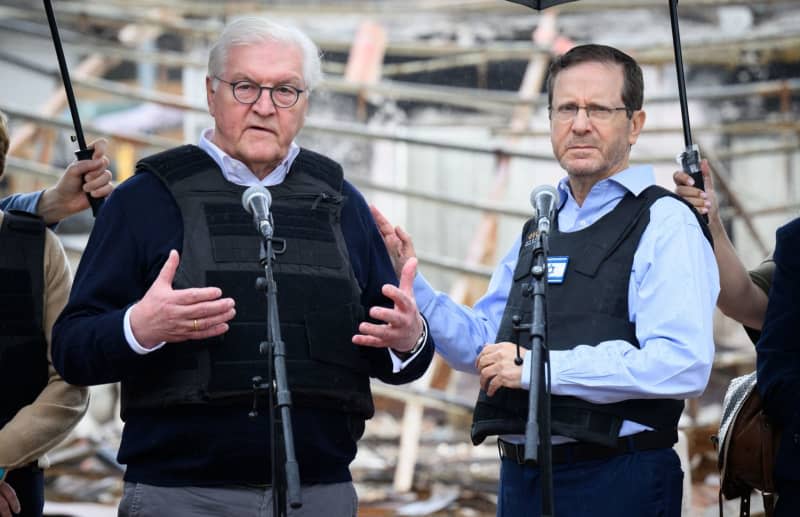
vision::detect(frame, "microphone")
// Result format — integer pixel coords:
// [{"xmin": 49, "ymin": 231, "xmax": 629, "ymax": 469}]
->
[
  {"xmin": 242, "ymin": 185, "xmax": 273, "ymax": 238},
  {"xmin": 530, "ymin": 185, "xmax": 559, "ymax": 235}
]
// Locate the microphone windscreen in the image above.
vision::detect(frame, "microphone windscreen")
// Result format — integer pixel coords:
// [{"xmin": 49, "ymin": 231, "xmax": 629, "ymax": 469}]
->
[
  {"xmin": 242, "ymin": 185, "xmax": 272, "ymax": 214},
  {"xmin": 530, "ymin": 184, "xmax": 558, "ymax": 216}
]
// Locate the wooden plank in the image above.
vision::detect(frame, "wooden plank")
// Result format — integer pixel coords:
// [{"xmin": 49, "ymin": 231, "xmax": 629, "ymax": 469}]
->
[
  {"xmin": 4, "ymin": 41, "xmax": 798, "ymax": 116},
  {"xmin": 0, "ymin": 104, "xmax": 180, "ymax": 149},
  {"xmin": 6, "ymin": 54, "xmax": 113, "ymax": 194},
  {"xmin": 344, "ymin": 20, "xmax": 387, "ymax": 121},
  {"xmin": 371, "ymin": 384, "xmax": 473, "ymax": 414},
  {"xmin": 344, "ymin": 21, "xmax": 387, "ymax": 85},
  {"xmin": 4, "ymin": 16, "xmax": 172, "ymax": 193},
  {"xmin": 4, "ymin": 5, "xmax": 800, "ymax": 67},
  {"xmin": 115, "ymin": 142, "xmax": 137, "ymax": 182},
  {"xmin": 7, "ymin": 55, "xmax": 112, "ymax": 158}
]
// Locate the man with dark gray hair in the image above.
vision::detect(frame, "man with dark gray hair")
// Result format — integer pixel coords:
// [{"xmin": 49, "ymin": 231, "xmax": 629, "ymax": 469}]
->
[
  {"xmin": 373, "ymin": 44, "xmax": 719, "ymax": 516},
  {"xmin": 52, "ymin": 17, "xmax": 433, "ymax": 516}
]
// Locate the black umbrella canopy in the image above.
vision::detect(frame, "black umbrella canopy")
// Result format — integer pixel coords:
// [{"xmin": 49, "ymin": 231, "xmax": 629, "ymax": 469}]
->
[{"xmin": 506, "ymin": 0, "xmax": 578, "ymax": 9}]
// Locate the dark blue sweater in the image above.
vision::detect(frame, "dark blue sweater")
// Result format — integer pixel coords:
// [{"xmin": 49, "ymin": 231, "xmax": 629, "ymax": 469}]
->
[
  {"xmin": 757, "ymin": 217, "xmax": 800, "ymax": 487},
  {"xmin": 52, "ymin": 167, "xmax": 433, "ymax": 486}
]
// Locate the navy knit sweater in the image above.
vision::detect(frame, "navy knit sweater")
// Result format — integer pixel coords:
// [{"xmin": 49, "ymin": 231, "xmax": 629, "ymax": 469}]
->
[{"xmin": 52, "ymin": 166, "xmax": 433, "ymax": 486}]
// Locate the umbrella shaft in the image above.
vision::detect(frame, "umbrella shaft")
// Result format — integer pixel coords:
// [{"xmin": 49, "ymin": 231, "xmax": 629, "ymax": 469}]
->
[
  {"xmin": 43, "ymin": 0, "xmax": 87, "ymax": 151},
  {"xmin": 669, "ymin": 0, "xmax": 693, "ymax": 149}
]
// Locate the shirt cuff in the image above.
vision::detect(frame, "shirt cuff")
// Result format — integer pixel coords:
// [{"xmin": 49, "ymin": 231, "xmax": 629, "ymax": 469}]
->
[
  {"xmin": 520, "ymin": 349, "xmax": 532, "ymax": 390},
  {"xmin": 124, "ymin": 305, "xmax": 165, "ymax": 354},
  {"xmin": 388, "ymin": 316, "xmax": 428, "ymax": 373},
  {"xmin": 1, "ymin": 191, "xmax": 43, "ymax": 214},
  {"xmin": 522, "ymin": 349, "xmax": 565, "ymax": 393}
]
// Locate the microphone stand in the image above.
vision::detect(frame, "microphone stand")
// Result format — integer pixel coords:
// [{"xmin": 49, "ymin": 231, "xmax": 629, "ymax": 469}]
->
[
  {"xmin": 251, "ymin": 219, "xmax": 302, "ymax": 515},
  {"xmin": 524, "ymin": 228, "xmax": 554, "ymax": 517}
]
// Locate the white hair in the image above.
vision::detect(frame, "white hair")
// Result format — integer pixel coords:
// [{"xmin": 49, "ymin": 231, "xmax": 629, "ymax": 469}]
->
[{"xmin": 208, "ymin": 17, "xmax": 323, "ymax": 92}]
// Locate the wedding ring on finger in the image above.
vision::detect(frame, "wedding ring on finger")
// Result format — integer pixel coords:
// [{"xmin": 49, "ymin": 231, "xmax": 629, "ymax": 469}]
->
[{"xmin": 193, "ymin": 319, "xmax": 199, "ymax": 332}]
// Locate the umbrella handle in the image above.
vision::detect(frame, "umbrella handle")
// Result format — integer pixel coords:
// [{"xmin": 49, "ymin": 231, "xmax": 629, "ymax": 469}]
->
[
  {"xmin": 680, "ymin": 144, "xmax": 708, "ymax": 223},
  {"xmin": 679, "ymin": 144, "xmax": 704, "ymax": 191},
  {"xmin": 75, "ymin": 147, "xmax": 104, "ymax": 216}
]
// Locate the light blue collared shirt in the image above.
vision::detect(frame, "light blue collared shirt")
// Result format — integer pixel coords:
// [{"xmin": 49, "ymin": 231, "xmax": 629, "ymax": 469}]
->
[
  {"xmin": 414, "ymin": 165, "xmax": 720, "ymax": 436},
  {"xmin": 0, "ymin": 192, "xmax": 43, "ymax": 213}
]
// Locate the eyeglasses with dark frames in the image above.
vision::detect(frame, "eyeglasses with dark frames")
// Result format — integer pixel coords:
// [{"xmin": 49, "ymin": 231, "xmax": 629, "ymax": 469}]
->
[
  {"xmin": 214, "ymin": 76, "xmax": 305, "ymax": 108},
  {"xmin": 549, "ymin": 104, "xmax": 631, "ymax": 123}
]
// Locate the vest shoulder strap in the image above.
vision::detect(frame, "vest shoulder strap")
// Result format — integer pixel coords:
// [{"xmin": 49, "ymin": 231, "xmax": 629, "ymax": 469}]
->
[
  {"xmin": 639, "ymin": 184, "xmax": 713, "ymax": 246},
  {"xmin": 137, "ymin": 145, "xmax": 221, "ymax": 188},
  {"xmin": 563, "ymin": 185, "xmax": 712, "ymax": 279},
  {"xmin": 561, "ymin": 190, "xmax": 652, "ymax": 278},
  {"xmin": 294, "ymin": 148, "xmax": 344, "ymax": 192},
  {"xmin": 1, "ymin": 209, "xmax": 46, "ymax": 236},
  {"xmin": 137, "ymin": 145, "xmax": 346, "ymax": 195}
]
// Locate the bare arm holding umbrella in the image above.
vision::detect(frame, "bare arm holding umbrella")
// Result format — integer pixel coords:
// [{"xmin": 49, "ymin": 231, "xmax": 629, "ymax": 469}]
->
[{"xmin": 674, "ymin": 161, "xmax": 769, "ymax": 330}]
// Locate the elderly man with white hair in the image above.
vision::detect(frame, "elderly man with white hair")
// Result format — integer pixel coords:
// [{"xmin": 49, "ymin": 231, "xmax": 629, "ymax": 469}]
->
[{"xmin": 52, "ymin": 17, "xmax": 433, "ymax": 516}]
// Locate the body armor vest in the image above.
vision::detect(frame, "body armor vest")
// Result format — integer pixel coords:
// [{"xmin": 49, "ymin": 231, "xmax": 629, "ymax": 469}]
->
[
  {"xmin": 0, "ymin": 210, "xmax": 48, "ymax": 428},
  {"xmin": 472, "ymin": 186, "xmax": 711, "ymax": 446},
  {"xmin": 121, "ymin": 146, "xmax": 373, "ymax": 418}
]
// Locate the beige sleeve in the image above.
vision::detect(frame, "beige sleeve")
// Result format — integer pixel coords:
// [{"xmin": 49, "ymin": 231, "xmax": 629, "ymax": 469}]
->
[
  {"xmin": 0, "ymin": 229, "xmax": 89, "ymax": 469},
  {"xmin": 748, "ymin": 254, "xmax": 775, "ymax": 296}
]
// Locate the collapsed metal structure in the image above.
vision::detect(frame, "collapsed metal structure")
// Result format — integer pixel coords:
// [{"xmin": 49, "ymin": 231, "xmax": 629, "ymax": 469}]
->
[{"xmin": 0, "ymin": 0, "xmax": 798, "ymax": 513}]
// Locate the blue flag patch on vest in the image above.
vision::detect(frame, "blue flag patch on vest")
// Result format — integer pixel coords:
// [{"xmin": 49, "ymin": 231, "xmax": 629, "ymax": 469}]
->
[{"xmin": 547, "ymin": 256, "xmax": 568, "ymax": 284}]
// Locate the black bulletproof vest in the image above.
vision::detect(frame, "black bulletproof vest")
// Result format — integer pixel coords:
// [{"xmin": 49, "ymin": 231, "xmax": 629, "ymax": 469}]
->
[
  {"xmin": 0, "ymin": 210, "xmax": 48, "ymax": 427},
  {"xmin": 120, "ymin": 146, "xmax": 373, "ymax": 418},
  {"xmin": 472, "ymin": 186, "xmax": 711, "ymax": 446}
]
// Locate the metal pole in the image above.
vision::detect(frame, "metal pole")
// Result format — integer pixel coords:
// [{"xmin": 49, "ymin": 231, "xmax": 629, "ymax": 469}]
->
[
  {"xmin": 669, "ymin": 0, "xmax": 693, "ymax": 149},
  {"xmin": 42, "ymin": 0, "xmax": 88, "ymax": 151},
  {"xmin": 42, "ymin": 0, "xmax": 102, "ymax": 214},
  {"xmin": 668, "ymin": 0, "xmax": 706, "ymax": 193}
]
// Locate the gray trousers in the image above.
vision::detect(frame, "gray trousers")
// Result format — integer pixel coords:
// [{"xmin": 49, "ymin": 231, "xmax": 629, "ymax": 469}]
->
[{"xmin": 118, "ymin": 481, "xmax": 357, "ymax": 517}]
